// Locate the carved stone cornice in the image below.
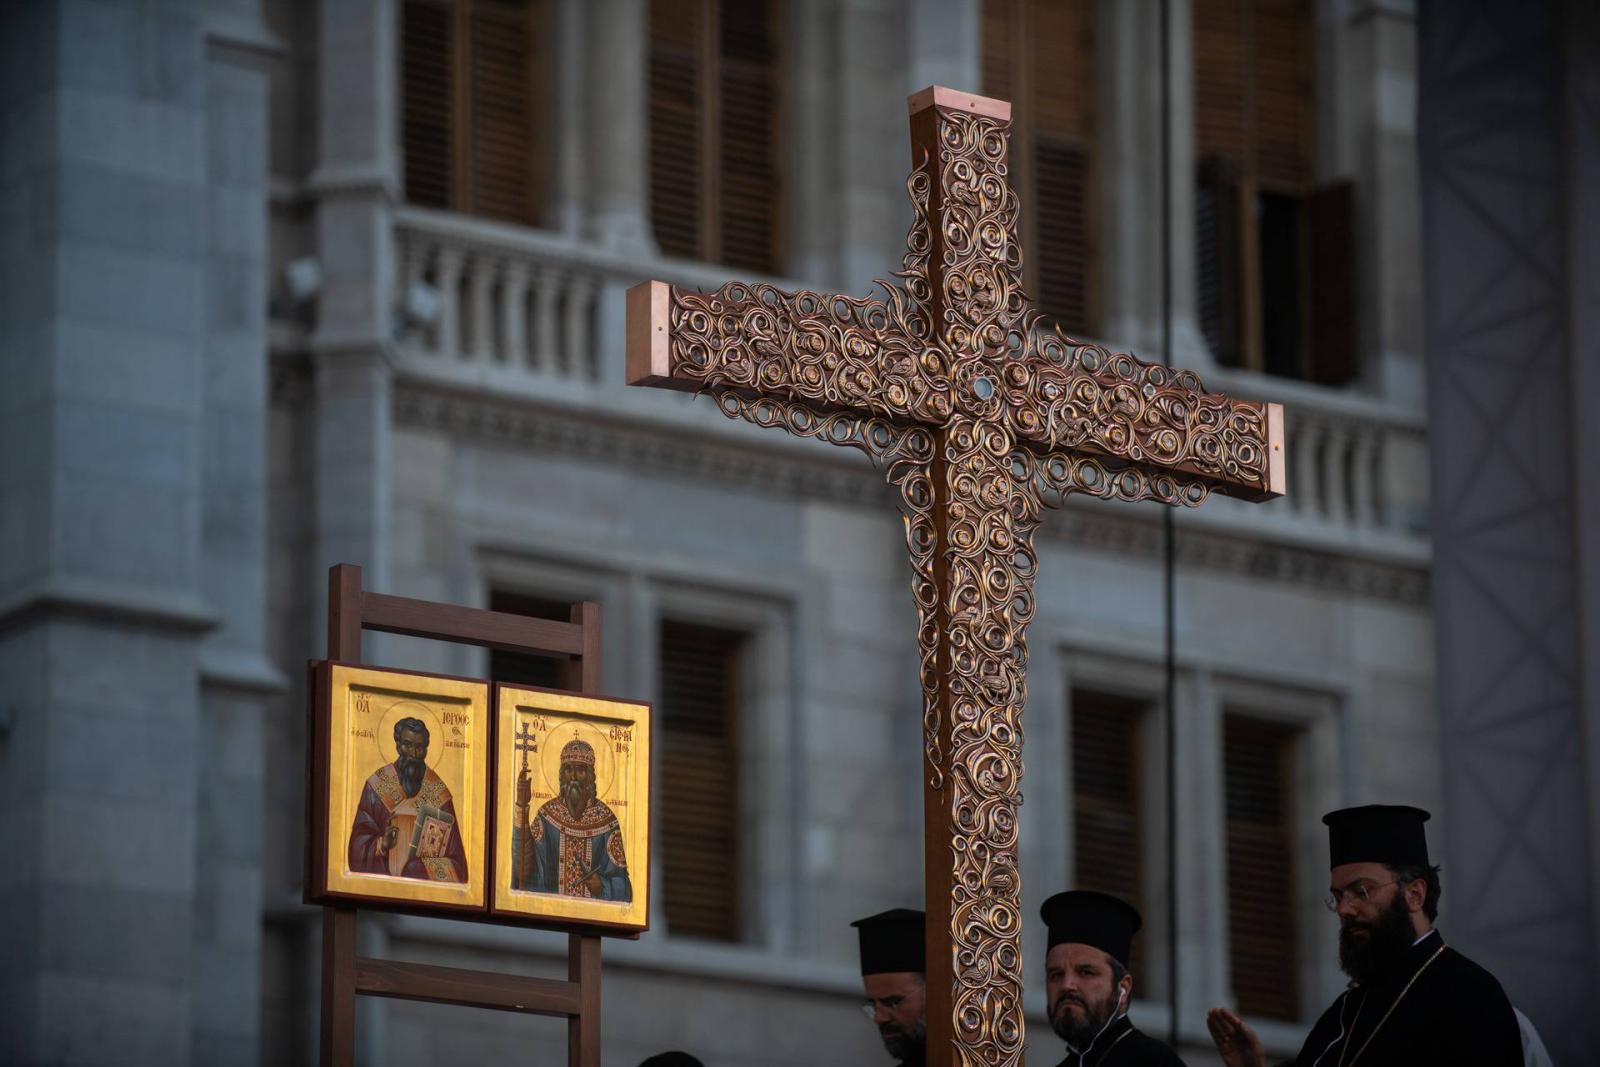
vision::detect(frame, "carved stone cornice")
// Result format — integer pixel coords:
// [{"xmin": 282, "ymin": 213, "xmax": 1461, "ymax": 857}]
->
[
  {"xmin": 388, "ymin": 378, "xmax": 1430, "ymax": 606},
  {"xmin": 392, "ymin": 378, "xmax": 892, "ymax": 507},
  {"xmin": 1047, "ymin": 507, "xmax": 1430, "ymax": 604}
]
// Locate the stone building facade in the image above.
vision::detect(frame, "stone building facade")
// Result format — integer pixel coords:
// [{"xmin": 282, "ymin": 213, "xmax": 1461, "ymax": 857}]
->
[{"xmin": 1, "ymin": 1, "xmax": 1593, "ymax": 1065}]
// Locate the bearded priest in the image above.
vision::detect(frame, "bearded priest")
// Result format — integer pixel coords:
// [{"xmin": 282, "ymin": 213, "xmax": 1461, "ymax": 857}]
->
[
  {"xmin": 1040, "ymin": 890, "xmax": 1185, "ymax": 1066},
  {"xmin": 1206, "ymin": 805, "xmax": 1522, "ymax": 1066}
]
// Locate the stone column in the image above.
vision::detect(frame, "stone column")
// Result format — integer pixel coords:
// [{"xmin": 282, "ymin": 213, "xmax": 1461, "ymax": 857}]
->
[
  {"xmin": 306, "ymin": 2, "xmax": 400, "ymax": 1063},
  {"xmin": 0, "ymin": 1, "xmax": 214, "ymax": 1062},
  {"xmin": 784, "ymin": 0, "xmax": 840, "ymax": 287},
  {"xmin": 1163, "ymin": 0, "xmax": 1210, "ymax": 368},
  {"xmin": 309, "ymin": 0, "xmax": 397, "ymax": 605},
  {"xmin": 583, "ymin": 0, "xmax": 652, "ymax": 383},
  {"xmin": 1172, "ymin": 671, "xmax": 1229, "ymax": 1023},
  {"xmin": 1098, "ymin": 0, "xmax": 1211, "ymax": 367},
  {"xmin": 1420, "ymin": 1, "xmax": 1595, "ymax": 1058},
  {"xmin": 548, "ymin": 0, "xmax": 586, "ymax": 236},
  {"xmin": 1323, "ymin": 2, "xmax": 1423, "ymax": 408},
  {"xmin": 193, "ymin": 3, "xmax": 290, "ymax": 1064},
  {"xmin": 1567, "ymin": 3, "xmax": 1600, "ymax": 1047},
  {"xmin": 908, "ymin": 0, "xmax": 980, "ymax": 98},
  {"xmin": 584, "ymin": 0, "xmax": 653, "ymax": 253},
  {"xmin": 835, "ymin": 0, "xmax": 911, "ymax": 292}
]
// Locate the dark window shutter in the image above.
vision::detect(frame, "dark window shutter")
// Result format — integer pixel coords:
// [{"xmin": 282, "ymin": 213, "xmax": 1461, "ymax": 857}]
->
[
  {"xmin": 1252, "ymin": 0, "xmax": 1313, "ymax": 191},
  {"xmin": 1031, "ymin": 0, "xmax": 1092, "ymax": 141},
  {"xmin": 468, "ymin": 0, "xmax": 541, "ymax": 225},
  {"xmin": 659, "ymin": 619, "xmax": 745, "ymax": 941},
  {"xmin": 1197, "ymin": 155, "xmax": 1242, "ymax": 366},
  {"xmin": 1224, "ymin": 716, "xmax": 1299, "ymax": 1020},
  {"xmin": 1195, "ymin": 0, "xmax": 1310, "ymax": 185},
  {"xmin": 1195, "ymin": 0, "xmax": 1330, "ymax": 380},
  {"xmin": 980, "ymin": 0, "xmax": 1016, "ymax": 104},
  {"xmin": 403, "ymin": 0, "xmax": 453, "ymax": 210},
  {"xmin": 717, "ymin": 0, "xmax": 778, "ymax": 273},
  {"xmin": 1193, "ymin": 0, "xmax": 1248, "ymax": 169},
  {"xmin": 488, "ymin": 590, "xmax": 570, "ymax": 690},
  {"xmin": 1072, "ymin": 692, "xmax": 1146, "ymax": 981},
  {"xmin": 982, "ymin": 0, "xmax": 1098, "ymax": 337},
  {"xmin": 1034, "ymin": 136, "xmax": 1092, "ymax": 336},
  {"xmin": 650, "ymin": 0, "xmax": 704, "ymax": 259},
  {"xmin": 402, "ymin": 0, "xmax": 546, "ymax": 226},
  {"xmin": 1257, "ymin": 190, "xmax": 1305, "ymax": 378},
  {"xmin": 1308, "ymin": 180, "xmax": 1357, "ymax": 386}
]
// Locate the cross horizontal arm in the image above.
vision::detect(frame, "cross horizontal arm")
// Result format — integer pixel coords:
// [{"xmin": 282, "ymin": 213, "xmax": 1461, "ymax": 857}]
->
[
  {"xmin": 1009, "ymin": 325, "xmax": 1286, "ymax": 502},
  {"xmin": 626, "ymin": 279, "xmax": 952, "ymax": 425}
]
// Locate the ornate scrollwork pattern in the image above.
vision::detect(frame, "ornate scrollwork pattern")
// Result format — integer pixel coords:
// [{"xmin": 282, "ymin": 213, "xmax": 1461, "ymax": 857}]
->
[
  {"xmin": 939, "ymin": 415, "xmax": 1031, "ymax": 1066},
  {"xmin": 1007, "ymin": 322, "xmax": 1274, "ymax": 496},
  {"xmin": 671, "ymin": 282, "xmax": 949, "ymax": 423},
  {"xmin": 637, "ymin": 97, "xmax": 1282, "ymax": 1067}
]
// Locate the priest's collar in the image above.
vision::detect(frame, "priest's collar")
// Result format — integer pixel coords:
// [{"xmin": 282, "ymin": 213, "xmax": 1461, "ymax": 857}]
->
[
  {"xmin": 1063, "ymin": 1012, "xmax": 1133, "ymax": 1063},
  {"xmin": 1350, "ymin": 927, "xmax": 1444, "ymax": 991}
]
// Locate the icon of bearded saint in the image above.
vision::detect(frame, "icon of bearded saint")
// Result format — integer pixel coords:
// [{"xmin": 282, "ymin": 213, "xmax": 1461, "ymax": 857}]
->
[
  {"xmin": 347, "ymin": 716, "xmax": 467, "ymax": 883},
  {"xmin": 512, "ymin": 738, "xmax": 632, "ymax": 901}
]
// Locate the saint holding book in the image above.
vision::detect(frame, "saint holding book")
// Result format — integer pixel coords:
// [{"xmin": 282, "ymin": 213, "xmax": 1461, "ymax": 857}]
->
[{"xmin": 347, "ymin": 716, "xmax": 468, "ymax": 883}]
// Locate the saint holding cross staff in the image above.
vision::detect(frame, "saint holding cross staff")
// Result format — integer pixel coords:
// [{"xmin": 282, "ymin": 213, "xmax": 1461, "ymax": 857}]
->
[{"xmin": 627, "ymin": 86, "xmax": 1283, "ymax": 1067}]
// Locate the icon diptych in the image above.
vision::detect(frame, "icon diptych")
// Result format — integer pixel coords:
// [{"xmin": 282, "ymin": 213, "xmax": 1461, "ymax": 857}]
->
[{"xmin": 307, "ymin": 662, "xmax": 651, "ymax": 933}]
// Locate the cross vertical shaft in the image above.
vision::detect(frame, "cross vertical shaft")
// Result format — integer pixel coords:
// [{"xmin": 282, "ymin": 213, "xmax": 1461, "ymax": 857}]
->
[{"xmin": 906, "ymin": 89, "xmax": 1031, "ymax": 1067}]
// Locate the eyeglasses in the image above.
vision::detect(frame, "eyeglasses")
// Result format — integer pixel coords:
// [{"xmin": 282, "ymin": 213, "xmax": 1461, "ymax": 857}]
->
[
  {"xmin": 860, "ymin": 996, "xmax": 909, "ymax": 1019},
  {"xmin": 1324, "ymin": 878, "xmax": 1405, "ymax": 911}
]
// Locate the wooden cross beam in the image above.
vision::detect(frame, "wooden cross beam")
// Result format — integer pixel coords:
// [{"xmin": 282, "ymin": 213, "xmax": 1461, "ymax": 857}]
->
[{"xmin": 626, "ymin": 86, "xmax": 1284, "ymax": 1067}]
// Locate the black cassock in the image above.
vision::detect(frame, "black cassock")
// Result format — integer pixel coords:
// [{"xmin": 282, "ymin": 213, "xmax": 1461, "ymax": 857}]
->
[
  {"xmin": 1288, "ymin": 928, "xmax": 1520, "ymax": 1066},
  {"xmin": 1050, "ymin": 1015, "xmax": 1187, "ymax": 1067}
]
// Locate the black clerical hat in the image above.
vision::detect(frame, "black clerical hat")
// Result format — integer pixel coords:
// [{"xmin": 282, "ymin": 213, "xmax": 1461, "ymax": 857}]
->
[
  {"xmin": 1323, "ymin": 805, "xmax": 1431, "ymax": 868},
  {"xmin": 851, "ymin": 908, "xmax": 925, "ymax": 975},
  {"xmin": 638, "ymin": 1054, "xmax": 704, "ymax": 1067},
  {"xmin": 1039, "ymin": 890, "xmax": 1142, "ymax": 968}
]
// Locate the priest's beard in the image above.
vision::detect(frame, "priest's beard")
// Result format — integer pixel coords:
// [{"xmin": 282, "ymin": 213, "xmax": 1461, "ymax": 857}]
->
[
  {"xmin": 397, "ymin": 755, "xmax": 426, "ymax": 798},
  {"xmin": 1049, "ymin": 985, "xmax": 1120, "ymax": 1049},
  {"xmin": 1338, "ymin": 892, "xmax": 1416, "ymax": 984},
  {"xmin": 877, "ymin": 1018, "xmax": 926, "ymax": 1065}
]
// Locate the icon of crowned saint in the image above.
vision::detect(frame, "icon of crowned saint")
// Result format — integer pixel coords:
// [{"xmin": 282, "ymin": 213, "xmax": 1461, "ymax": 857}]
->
[{"xmin": 513, "ymin": 737, "xmax": 631, "ymax": 901}]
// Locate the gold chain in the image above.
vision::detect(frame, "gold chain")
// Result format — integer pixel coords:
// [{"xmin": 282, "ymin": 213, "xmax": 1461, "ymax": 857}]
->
[{"xmin": 1336, "ymin": 943, "xmax": 1445, "ymax": 1067}]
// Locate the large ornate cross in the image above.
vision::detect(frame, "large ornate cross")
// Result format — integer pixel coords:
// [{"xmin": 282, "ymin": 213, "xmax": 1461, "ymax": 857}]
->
[{"xmin": 626, "ymin": 87, "xmax": 1284, "ymax": 1066}]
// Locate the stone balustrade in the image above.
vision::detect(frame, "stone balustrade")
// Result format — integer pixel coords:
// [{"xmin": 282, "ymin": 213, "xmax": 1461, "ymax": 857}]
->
[
  {"xmin": 391, "ymin": 206, "xmax": 1429, "ymax": 559},
  {"xmin": 394, "ymin": 205, "xmax": 768, "ymax": 380},
  {"xmin": 1200, "ymin": 368, "xmax": 1430, "ymax": 557}
]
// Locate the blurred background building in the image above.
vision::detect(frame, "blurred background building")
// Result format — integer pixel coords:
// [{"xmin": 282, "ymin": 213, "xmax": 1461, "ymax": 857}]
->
[{"xmin": 0, "ymin": 0, "xmax": 1595, "ymax": 1064}]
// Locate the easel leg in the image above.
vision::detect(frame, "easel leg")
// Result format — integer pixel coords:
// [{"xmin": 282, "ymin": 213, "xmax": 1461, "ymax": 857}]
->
[
  {"xmin": 568, "ymin": 933, "xmax": 601, "ymax": 1067},
  {"xmin": 320, "ymin": 905, "xmax": 357, "ymax": 1067}
]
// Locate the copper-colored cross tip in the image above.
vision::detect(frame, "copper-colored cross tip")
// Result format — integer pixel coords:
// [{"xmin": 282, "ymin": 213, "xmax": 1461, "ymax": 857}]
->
[
  {"xmin": 625, "ymin": 280, "xmax": 673, "ymax": 388},
  {"xmin": 1266, "ymin": 403, "xmax": 1288, "ymax": 498},
  {"xmin": 907, "ymin": 85, "xmax": 1011, "ymax": 121}
]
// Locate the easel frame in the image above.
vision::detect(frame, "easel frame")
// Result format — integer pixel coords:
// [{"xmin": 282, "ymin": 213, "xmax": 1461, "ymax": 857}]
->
[{"xmin": 317, "ymin": 563, "xmax": 606, "ymax": 1067}]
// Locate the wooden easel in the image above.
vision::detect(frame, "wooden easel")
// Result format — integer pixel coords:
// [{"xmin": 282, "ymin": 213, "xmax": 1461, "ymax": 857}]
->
[{"xmin": 319, "ymin": 563, "xmax": 605, "ymax": 1067}]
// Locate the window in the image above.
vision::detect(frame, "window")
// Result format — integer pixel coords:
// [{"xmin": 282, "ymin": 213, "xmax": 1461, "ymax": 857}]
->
[
  {"xmin": 658, "ymin": 619, "xmax": 747, "ymax": 940},
  {"xmin": 983, "ymin": 0, "xmax": 1098, "ymax": 337},
  {"xmin": 487, "ymin": 590, "xmax": 570, "ymax": 689},
  {"xmin": 1223, "ymin": 714, "xmax": 1299, "ymax": 1020},
  {"xmin": 1194, "ymin": 0, "xmax": 1356, "ymax": 383},
  {"xmin": 649, "ymin": 0, "xmax": 781, "ymax": 272},
  {"xmin": 402, "ymin": 0, "xmax": 549, "ymax": 226},
  {"xmin": 1071, "ymin": 691, "xmax": 1148, "ymax": 982}
]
